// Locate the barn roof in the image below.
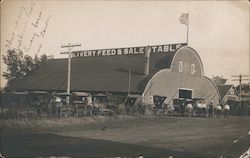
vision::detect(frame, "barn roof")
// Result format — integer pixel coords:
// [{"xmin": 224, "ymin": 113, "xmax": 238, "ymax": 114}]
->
[
  {"xmin": 216, "ymin": 85, "xmax": 232, "ymax": 100},
  {"xmin": 211, "ymin": 76, "xmax": 227, "ymax": 85},
  {"xmin": 7, "ymin": 44, "xmax": 186, "ymax": 93}
]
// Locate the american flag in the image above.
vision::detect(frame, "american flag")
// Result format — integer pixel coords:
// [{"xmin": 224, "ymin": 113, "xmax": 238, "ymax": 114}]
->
[{"xmin": 179, "ymin": 13, "xmax": 189, "ymax": 25}]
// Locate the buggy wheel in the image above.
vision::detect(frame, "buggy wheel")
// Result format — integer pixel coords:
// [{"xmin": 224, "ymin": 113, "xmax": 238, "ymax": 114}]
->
[{"xmin": 125, "ymin": 106, "xmax": 132, "ymax": 115}]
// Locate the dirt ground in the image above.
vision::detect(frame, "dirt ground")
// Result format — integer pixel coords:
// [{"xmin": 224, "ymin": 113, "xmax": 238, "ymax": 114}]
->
[{"xmin": 1, "ymin": 115, "xmax": 250, "ymax": 158}]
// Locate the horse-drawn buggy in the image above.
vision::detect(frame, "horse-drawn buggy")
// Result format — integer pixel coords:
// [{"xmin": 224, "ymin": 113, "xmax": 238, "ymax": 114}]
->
[
  {"xmin": 191, "ymin": 98, "xmax": 205, "ymax": 117},
  {"xmin": 71, "ymin": 92, "xmax": 92, "ymax": 116},
  {"xmin": 49, "ymin": 92, "xmax": 73, "ymax": 117},
  {"xmin": 152, "ymin": 95, "xmax": 168, "ymax": 115},
  {"xmin": 173, "ymin": 98, "xmax": 191, "ymax": 116},
  {"xmin": 92, "ymin": 93, "xmax": 116, "ymax": 116},
  {"xmin": 172, "ymin": 97, "xmax": 205, "ymax": 117},
  {"xmin": 124, "ymin": 95, "xmax": 146, "ymax": 115},
  {"xmin": 71, "ymin": 92, "xmax": 116, "ymax": 117}
]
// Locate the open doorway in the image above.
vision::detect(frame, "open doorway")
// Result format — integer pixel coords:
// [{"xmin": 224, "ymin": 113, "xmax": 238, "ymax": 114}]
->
[{"xmin": 179, "ymin": 88, "xmax": 193, "ymax": 99}]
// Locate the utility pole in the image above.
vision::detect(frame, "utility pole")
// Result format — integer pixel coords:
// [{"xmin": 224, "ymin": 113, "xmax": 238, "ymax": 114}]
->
[
  {"xmin": 232, "ymin": 74, "xmax": 249, "ymax": 107},
  {"xmin": 144, "ymin": 46, "xmax": 151, "ymax": 75},
  {"xmin": 61, "ymin": 43, "xmax": 81, "ymax": 104}
]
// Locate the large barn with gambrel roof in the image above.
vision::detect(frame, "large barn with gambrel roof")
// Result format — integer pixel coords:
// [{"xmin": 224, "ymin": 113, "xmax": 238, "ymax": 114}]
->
[{"xmin": 6, "ymin": 43, "xmax": 220, "ymax": 105}]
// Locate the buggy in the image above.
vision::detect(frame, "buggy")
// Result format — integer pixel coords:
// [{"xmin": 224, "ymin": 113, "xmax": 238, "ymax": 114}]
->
[
  {"xmin": 71, "ymin": 92, "xmax": 92, "ymax": 116},
  {"xmin": 191, "ymin": 98, "xmax": 205, "ymax": 117},
  {"xmin": 152, "ymin": 95, "xmax": 167, "ymax": 115},
  {"xmin": 124, "ymin": 95, "xmax": 145, "ymax": 115},
  {"xmin": 92, "ymin": 93, "xmax": 116, "ymax": 115},
  {"xmin": 173, "ymin": 98, "xmax": 193, "ymax": 116},
  {"xmin": 28, "ymin": 91, "xmax": 51, "ymax": 117},
  {"xmin": 50, "ymin": 93, "xmax": 72, "ymax": 117},
  {"xmin": 11, "ymin": 91, "xmax": 36, "ymax": 118}
]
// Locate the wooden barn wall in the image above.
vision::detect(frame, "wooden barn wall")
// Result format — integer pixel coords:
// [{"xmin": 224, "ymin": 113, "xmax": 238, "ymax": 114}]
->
[{"xmin": 143, "ymin": 47, "xmax": 219, "ymax": 105}]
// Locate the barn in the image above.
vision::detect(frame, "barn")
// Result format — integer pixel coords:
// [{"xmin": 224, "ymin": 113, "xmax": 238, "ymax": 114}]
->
[{"xmin": 6, "ymin": 43, "xmax": 220, "ymax": 105}]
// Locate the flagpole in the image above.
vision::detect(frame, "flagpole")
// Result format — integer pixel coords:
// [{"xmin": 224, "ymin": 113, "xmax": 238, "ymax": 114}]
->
[
  {"xmin": 179, "ymin": 13, "xmax": 189, "ymax": 46},
  {"xmin": 187, "ymin": 13, "xmax": 189, "ymax": 45}
]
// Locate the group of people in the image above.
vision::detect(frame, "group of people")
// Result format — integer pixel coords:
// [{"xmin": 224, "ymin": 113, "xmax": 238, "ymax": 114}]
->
[
  {"xmin": 198, "ymin": 101, "xmax": 230, "ymax": 119},
  {"xmin": 175, "ymin": 101, "xmax": 231, "ymax": 119}
]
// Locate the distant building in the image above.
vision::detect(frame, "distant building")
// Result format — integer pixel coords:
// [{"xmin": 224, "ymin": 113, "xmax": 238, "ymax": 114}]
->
[
  {"xmin": 211, "ymin": 76, "xmax": 227, "ymax": 85},
  {"xmin": 216, "ymin": 85, "xmax": 239, "ymax": 103},
  {"xmin": 237, "ymin": 83, "xmax": 250, "ymax": 102},
  {"xmin": 5, "ymin": 43, "xmax": 220, "ymax": 105},
  {"xmin": 214, "ymin": 81, "xmax": 250, "ymax": 115}
]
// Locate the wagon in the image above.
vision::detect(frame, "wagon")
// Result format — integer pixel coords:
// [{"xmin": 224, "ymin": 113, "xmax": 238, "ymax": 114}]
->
[
  {"xmin": 191, "ymin": 98, "xmax": 205, "ymax": 117},
  {"xmin": 28, "ymin": 91, "xmax": 51, "ymax": 117},
  {"xmin": 124, "ymin": 95, "xmax": 146, "ymax": 115},
  {"xmin": 51, "ymin": 93, "xmax": 72, "ymax": 117},
  {"xmin": 152, "ymin": 95, "xmax": 167, "ymax": 115},
  {"xmin": 92, "ymin": 93, "xmax": 116, "ymax": 115},
  {"xmin": 173, "ymin": 98, "xmax": 194, "ymax": 117},
  {"xmin": 71, "ymin": 92, "xmax": 92, "ymax": 116}
]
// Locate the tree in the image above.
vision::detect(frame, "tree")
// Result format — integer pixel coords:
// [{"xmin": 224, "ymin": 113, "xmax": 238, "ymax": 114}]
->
[{"xmin": 2, "ymin": 49, "xmax": 53, "ymax": 85}]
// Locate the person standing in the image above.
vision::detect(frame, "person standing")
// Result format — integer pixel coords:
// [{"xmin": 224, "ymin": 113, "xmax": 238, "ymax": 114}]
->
[
  {"xmin": 186, "ymin": 102, "xmax": 193, "ymax": 117},
  {"xmin": 197, "ymin": 101, "xmax": 202, "ymax": 117},
  {"xmin": 174, "ymin": 101, "xmax": 180, "ymax": 117},
  {"xmin": 248, "ymin": 105, "xmax": 250, "ymax": 117},
  {"xmin": 201, "ymin": 101, "xmax": 207, "ymax": 118},
  {"xmin": 223, "ymin": 103, "xmax": 230, "ymax": 119},
  {"xmin": 149, "ymin": 95, "xmax": 155, "ymax": 109},
  {"xmin": 216, "ymin": 104, "xmax": 222, "ymax": 118},
  {"xmin": 248, "ymin": 103, "xmax": 250, "ymax": 117},
  {"xmin": 208, "ymin": 101, "xmax": 214, "ymax": 118},
  {"xmin": 54, "ymin": 96, "xmax": 62, "ymax": 117},
  {"xmin": 87, "ymin": 95, "xmax": 93, "ymax": 116},
  {"xmin": 180, "ymin": 102, "xmax": 185, "ymax": 117}
]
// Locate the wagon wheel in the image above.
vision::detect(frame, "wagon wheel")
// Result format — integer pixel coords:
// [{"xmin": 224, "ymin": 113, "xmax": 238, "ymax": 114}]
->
[
  {"xmin": 125, "ymin": 106, "xmax": 132, "ymax": 115},
  {"xmin": 74, "ymin": 105, "xmax": 79, "ymax": 117},
  {"xmin": 86, "ymin": 106, "xmax": 93, "ymax": 116}
]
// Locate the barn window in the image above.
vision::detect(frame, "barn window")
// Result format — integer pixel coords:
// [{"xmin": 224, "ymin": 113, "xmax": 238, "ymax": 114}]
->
[
  {"xmin": 191, "ymin": 64, "xmax": 196, "ymax": 74},
  {"xmin": 178, "ymin": 61, "xmax": 183, "ymax": 72}
]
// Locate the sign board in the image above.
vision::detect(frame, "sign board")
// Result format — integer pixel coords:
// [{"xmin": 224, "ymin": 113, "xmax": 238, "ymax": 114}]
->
[{"xmin": 72, "ymin": 43, "xmax": 187, "ymax": 58}]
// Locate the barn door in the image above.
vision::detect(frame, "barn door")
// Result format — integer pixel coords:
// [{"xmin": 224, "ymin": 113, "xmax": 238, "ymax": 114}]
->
[{"xmin": 179, "ymin": 89, "xmax": 192, "ymax": 100}]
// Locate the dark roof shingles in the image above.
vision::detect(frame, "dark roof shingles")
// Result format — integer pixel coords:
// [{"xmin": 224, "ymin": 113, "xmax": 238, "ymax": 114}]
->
[
  {"xmin": 8, "ymin": 52, "xmax": 176, "ymax": 93},
  {"xmin": 216, "ymin": 85, "xmax": 233, "ymax": 100}
]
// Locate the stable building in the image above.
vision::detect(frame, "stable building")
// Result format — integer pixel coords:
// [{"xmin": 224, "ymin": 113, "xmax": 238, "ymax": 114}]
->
[{"xmin": 6, "ymin": 43, "xmax": 220, "ymax": 105}]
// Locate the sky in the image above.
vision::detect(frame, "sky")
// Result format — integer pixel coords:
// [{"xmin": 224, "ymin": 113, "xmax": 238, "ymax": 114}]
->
[{"xmin": 1, "ymin": 0, "xmax": 249, "ymax": 88}]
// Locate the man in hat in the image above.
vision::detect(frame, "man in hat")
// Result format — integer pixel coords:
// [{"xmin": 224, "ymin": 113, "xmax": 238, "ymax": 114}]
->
[
  {"xmin": 180, "ymin": 102, "xmax": 185, "ymax": 117},
  {"xmin": 186, "ymin": 101, "xmax": 193, "ymax": 117},
  {"xmin": 223, "ymin": 103, "xmax": 230, "ymax": 119},
  {"xmin": 216, "ymin": 104, "xmax": 222, "ymax": 118},
  {"xmin": 208, "ymin": 101, "xmax": 214, "ymax": 118},
  {"xmin": 201, "ymin": 101, "xmax": 207, "ymax": 118}
]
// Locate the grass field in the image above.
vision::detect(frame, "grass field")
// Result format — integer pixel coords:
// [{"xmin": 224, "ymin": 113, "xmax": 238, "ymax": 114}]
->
[{"xmin": 1, "ymin": 115, "xmax": 250, "ymax": 157}]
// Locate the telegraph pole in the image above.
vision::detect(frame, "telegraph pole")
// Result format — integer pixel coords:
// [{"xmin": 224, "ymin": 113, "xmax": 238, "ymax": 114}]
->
[
  {"xmin": 144, "ymin": 46, "xmax": 151, "ymax": 75},
  {"xmin": 61, "ymin": 43, "xmax": 81, "ymax": 104},
  {"xmin": 232, "ymin": 74, "xmax": 249, "ymax": 107}
]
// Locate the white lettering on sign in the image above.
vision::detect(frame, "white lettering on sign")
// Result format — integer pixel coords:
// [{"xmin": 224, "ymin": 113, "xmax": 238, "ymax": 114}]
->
[
  {"xmin": 72, "ymin": 43, "xmax": 187, "ymax": 58},
  {"xmin": 117, "ymin": 49, "xmax": 122, "ymax": 55}
]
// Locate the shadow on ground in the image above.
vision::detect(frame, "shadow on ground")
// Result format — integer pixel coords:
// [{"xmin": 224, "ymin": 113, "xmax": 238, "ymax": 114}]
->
[{"xmin": 1, "ymin": 129, "xmax": 212, "ymax": 158}]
